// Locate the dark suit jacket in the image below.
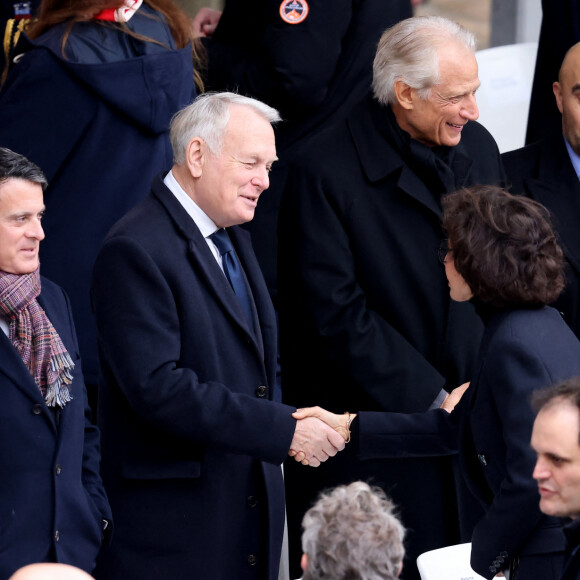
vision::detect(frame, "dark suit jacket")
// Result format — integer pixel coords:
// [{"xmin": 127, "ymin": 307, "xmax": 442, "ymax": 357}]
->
[
  {"xmin": 0, "ymin": 277, "xmax": 110, "ymax": 579},
  {"xmin": 91, "ymin": 175, "xmax": 297, "ymax": 580},
  {"xmin": 278, "ymin": 95, "xmax": 505, "ymax": 578},
  {"xmin": 360, "ymin": 306, "xmax": 580, "ymax": 580},
  {"xmin": 503, "ymin": 134, "xmax": 580, "ymax": 338}
]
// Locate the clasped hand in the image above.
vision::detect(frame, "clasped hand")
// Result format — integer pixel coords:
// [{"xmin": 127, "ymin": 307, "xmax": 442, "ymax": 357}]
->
[{"xmin": 288, "ymin": 407, "xmax": 354, "ymax": 467}]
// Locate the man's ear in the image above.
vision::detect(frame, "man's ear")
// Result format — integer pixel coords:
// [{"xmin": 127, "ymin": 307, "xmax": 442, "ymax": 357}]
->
[
  {"xmin": 185, "ymin": 137, "xmax": 205, "ymax": 178},
  {"xmin": 300, "ymin": 553, "xmax": 308, "ymax": 572},
  {"xmin": 553, "ymin": 81, "xmax": 564, "ymax": 115},
  {"xmin": 393, "ymin": 80, "xmax": 415, "ymax": 111}
]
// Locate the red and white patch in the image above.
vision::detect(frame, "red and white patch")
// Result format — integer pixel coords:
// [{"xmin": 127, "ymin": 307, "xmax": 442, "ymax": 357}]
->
[{"xmin": 279, "ymin": 0, "xmax": 309, "ymax": 24}]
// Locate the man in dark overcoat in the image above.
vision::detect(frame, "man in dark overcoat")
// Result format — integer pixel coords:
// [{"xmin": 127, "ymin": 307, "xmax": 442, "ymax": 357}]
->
[
  {"xmin": 278, "ymin": 16, "xmax": 505, "ymax": 579},
  {"xmin": 504, "ymin": 42, "xmax": 580, "ymax": 339},
  {"xmin": 91, "ymin": 92, "xmax": 345, "ymax": 580},
  {"xmin": 0, "ymin": 147, "xmax": 111, "ymax": 578}
]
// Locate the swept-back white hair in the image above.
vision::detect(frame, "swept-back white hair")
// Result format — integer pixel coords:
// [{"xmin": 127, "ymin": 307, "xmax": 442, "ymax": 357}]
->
[{"xmin": 372, "ymin": 16, "xmax": 476, "ymax": 106}]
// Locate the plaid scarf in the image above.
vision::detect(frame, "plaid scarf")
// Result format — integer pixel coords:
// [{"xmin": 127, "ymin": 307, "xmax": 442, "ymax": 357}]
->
[{"xmin": 0, "ymin": 268, "xmax": 73, "ymax": 407}]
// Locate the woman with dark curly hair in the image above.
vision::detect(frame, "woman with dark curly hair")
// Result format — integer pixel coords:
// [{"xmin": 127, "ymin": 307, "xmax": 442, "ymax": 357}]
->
[{"xmin": 293, "ymin": 185, "xmax": 580, "ymax": 580}]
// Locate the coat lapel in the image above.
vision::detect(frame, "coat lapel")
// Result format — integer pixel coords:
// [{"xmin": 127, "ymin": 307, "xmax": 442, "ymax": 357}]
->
[
  {"xmin": 151, "ymin": 177, "xmax": 269, "ymax": 360},
  {"xmin": 348, "ymin": 97, "xmax": 474, "ymax": 219},
  {"xmin": 0, "ymin": 319, "xmax": 57, "ymax": 430}
]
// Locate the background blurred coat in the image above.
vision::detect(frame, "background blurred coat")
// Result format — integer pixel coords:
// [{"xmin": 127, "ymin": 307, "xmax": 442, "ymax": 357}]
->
[
  {"xmin": 0, "ymin": 11, "xmax": 196, "ymax": 384},
  {"xmin": 503, "ymin": 132, "xmax": 580, "ymax": 339},
  {"xmin": 525, "ymin": 0, "xmax": 580, "ymax": 145}
]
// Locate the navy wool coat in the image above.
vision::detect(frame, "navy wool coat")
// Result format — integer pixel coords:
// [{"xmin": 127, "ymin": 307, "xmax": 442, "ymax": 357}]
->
[
  {"xmin": 359, "ymin": 306, "xmax": 580, "ymax": 580},
  {"xmin": 0, "ymin": 277, "xmax": 111, "ymax": 579},
  {"xmin": 91, "ymin": 176, "xmax": 297, "ymax": 580}
]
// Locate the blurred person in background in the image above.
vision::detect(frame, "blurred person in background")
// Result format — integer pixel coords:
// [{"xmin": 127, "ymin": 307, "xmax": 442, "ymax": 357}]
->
[
  {"xmin": 300, "ymin": 481, "xmax": 405, "ymax": 580},
  {"xmin": 0, "ymin": 0, "xmax": 200, "ymax": 409}
]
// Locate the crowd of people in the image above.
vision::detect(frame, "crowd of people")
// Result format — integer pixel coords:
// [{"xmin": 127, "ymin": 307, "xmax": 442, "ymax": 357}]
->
[{"xmin": 2, "ymin": 1, "xmax": 580, "ymax": 579}]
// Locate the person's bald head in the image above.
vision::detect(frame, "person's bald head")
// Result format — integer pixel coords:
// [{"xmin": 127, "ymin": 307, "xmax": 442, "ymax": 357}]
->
[
  {"xmin": 8, "ymin": 564, "xmax": 94, "ymax": 580},
  {"xmin": 553, "ymin": 42, "xmax": 580, "ymax": 155}
]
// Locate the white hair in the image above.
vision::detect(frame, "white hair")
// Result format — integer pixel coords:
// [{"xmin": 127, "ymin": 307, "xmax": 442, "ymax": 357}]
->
[
  {"xmin": 170, "ymin": 92, "xmax": 281, "ymax": 165},
  {"xmin": 301, "ymin": 482, "xmax": 406, "ymax": 580},
  {"xmin": 372, "ymin": 16, "xmax": 476, "ymax": 105}
]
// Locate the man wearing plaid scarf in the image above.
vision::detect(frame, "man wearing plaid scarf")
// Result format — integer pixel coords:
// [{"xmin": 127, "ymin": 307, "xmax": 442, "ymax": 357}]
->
[{"xmin": 0, "ymin": 147, "xmax": 111, "ymax": 578}]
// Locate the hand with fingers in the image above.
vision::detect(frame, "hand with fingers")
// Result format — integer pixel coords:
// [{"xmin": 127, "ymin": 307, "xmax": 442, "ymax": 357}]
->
[
  {"xmin": 288, "ymin": 416, "xmax": 346, "ymax": 467},
  {"xmin": 440, "ymin": 381, "xmax": 470, "ymax": 413}
]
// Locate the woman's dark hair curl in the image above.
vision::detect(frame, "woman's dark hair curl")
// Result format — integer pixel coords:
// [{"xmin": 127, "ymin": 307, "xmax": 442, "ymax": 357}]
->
[{"xmin": 442, "ymin": 185, "xmax": 564, "ymax": 308}]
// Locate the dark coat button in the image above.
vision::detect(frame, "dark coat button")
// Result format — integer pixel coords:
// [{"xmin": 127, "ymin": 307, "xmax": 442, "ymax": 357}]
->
[
  {"xmin": 478, "ymin": 453, "xmax": 488, "ymax": 466},
  {"xmin": 32, "ymin": 404, "xmax": 43, "ymax": 415},
  {"xmin": 255, "ymin": 386, "xmax": 267, "ymax": 398},
  {"xmin": 56, "ymin": 465, "xmax": 62, "ymax": 476},
  {"xmin": 489, "ymin": 565, "xmax": 497, "ymax": 573},
  {"xmin": 247, "ymin": 496, "xmax": 258, "ymax": 508},
  {"xmin": 247, "ymin": 555, "xmax": 257, "ymax": 566}
]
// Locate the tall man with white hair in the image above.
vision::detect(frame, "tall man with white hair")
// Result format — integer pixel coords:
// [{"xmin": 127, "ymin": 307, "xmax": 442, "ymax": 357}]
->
[
  {"xmin": 91, "ymin": 92, "xmax": 345, "ymax": 580},
  {"xmin": 278, "ymin": 16, "xmax": 505, "ymax": 578}
]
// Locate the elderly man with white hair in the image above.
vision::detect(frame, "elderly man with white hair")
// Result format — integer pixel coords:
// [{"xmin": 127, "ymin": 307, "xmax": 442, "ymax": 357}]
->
[
  {"xmin": 279, "ymin": 15, "xmax": 505, "ymax": 579},
  {"xmin": 91, "ymin": 92, "xmax": 345, "ymax": 580}
]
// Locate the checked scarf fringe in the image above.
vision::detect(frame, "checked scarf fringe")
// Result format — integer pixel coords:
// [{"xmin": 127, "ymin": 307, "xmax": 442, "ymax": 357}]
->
[{"xmin": 0, "ymin": 268, "xmax": 73, "ymax": 407}]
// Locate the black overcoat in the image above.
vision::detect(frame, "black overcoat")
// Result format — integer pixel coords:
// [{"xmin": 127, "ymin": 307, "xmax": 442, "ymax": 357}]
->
[
  {"xmin": 278, "ymin": 95, "xmax": 505, "ymax": 578},
  {"xmin": 91, "ymin": 176, "xmax": 297, "ymax": 580}
]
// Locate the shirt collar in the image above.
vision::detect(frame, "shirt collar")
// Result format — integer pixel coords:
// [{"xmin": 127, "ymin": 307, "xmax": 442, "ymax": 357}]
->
[
  {"xmin": 564, "ymin": 136, "xmax": 580, "ymax": 181},
  {"xmin": 163, "ymin": 170, "xmax": 218, "ymax": 238}
]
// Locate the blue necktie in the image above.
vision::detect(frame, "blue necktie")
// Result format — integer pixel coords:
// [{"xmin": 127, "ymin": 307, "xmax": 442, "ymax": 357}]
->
[{"xmin": 210, "ymin": 228, "xmax": 255, "ymax": 328}]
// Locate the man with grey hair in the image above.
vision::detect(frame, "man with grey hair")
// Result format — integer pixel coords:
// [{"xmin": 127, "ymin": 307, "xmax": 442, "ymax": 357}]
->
[
  {"xmin": 300, "ymin": 482, "xmax": 405, "ymax": 580},
  {"xmin": 91, "ymin": 92, "xmax": 345, "ymax": 580},
  {"xmin": 279, "ymin": 15, "xmax": 504, "ymax": 579}
]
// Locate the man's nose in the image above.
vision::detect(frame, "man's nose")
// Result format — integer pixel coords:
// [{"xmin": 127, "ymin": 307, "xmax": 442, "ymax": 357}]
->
[
  {"xmin": 532, "ymin": 458, "xmax": 549, "ymax": 481},
  {"xmin": 460, "ymin": 93, "xmax": 479, "ymax": 121},
  {"xmin": 27, "ymin": 219, "xmax": 45, "ymax": 240},
  {"xmin": 252, "ymin": 167, "xmax": 270, "ymax": 190}
]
